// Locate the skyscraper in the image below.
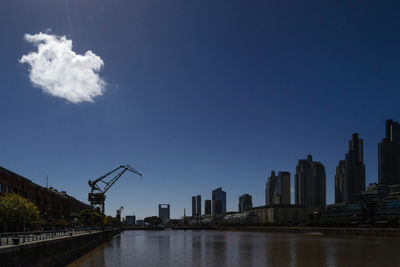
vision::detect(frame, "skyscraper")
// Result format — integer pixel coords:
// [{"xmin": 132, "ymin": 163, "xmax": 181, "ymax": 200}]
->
[
  {"xmin": 205, "ymin": 200, "xmax": 211, "ymax": 215},
  {"xmin": 238, "ymin": 194, "xmax": 253, "ymax": 212},
  {"xmin": 295, "ymin": 155, "xmax": 326, "ymax": 208},
  {"xmin": 265, "ymin": 171, "xmax": 290, "ymax": 206},
  {"xmin": 196, "ymin": 195, "xmax": 201, "ymax": 216},
  {"xmin": 192, "ymin": 196, "xmax": 196, "ymax": 217},
  {"xmin": 212, "ymin": 187, "xmax": 226, "ymax": 214},
  {"xmin": 378, "ymin": 119, "xmax": 400, "ymax": 185},
  {"xmin": 334, "ymin": 160, "xmax": 345, "ymax": 203},
  {"xmin": 341, "ymin": 133, "xmax": 366, "ymax": 203},
  {"xmin": 158, "ymin": 204, "xmax": 170, "ymax": 222}
]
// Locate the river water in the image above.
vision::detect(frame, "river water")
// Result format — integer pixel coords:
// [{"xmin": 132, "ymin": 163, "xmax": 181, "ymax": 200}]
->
[{"xmin": 68, "ymin": 230, "xmax": 400, "ymax": 267}]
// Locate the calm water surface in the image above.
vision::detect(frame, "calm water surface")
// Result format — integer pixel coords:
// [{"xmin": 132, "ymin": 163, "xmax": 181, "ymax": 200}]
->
[{"xmin": 68, "ymin": 230, "xmax": 400, "ymax": 267}]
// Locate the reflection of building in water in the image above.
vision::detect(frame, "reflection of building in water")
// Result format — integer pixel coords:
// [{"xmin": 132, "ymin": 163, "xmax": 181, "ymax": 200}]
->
[{"xmin": 158, "ymin": 204, "xmax": 170, "ymax": 222}]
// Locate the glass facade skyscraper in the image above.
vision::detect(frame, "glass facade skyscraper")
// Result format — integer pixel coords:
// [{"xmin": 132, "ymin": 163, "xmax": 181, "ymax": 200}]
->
[
  {"xmin": 295, "ymin": 154, "xmax": 326, "ymax": 208},
  {"xmin": 265, "ymin": 171, "xmax": 290, "ymax": 206},
  {"xmin": 212, "ymin": 187, "xmax": 226, "ymax": 214},
  {"xmin": 378, "ymin": 119, "xmax": 400, "ymax": 185}
]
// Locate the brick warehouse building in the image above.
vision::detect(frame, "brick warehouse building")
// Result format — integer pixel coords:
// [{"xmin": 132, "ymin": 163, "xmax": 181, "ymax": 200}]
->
[{"xmin": 0, "ymin": 166, "xmax": 90, "ymax": 225}]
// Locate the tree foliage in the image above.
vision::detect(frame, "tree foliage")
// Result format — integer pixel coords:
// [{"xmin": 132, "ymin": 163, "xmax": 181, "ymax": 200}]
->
[
  {"xmin": 0, "ymin": 193, "xmax": 41, "ymax": 224},
  {"xmin": 79, "ymin": 209, "xmax": 104, "ymax": 227},
  {"xmin": 144, "ymin": 216, "xmax": 162, "ymax": 227},
  {"xmin": 104, "ymin": 215, "xmax": 120, "ymax": 226}
]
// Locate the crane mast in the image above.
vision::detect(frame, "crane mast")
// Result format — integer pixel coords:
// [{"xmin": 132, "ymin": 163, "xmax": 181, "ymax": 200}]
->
[{"xmin": 88, "ymin": 165, "xmax": 142, "ymax": 214}]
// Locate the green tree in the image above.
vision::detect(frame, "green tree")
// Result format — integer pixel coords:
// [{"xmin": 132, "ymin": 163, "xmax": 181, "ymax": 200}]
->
[
  {"xmin": 0, "ymin": 193, "xmax": 41, "ymax": 231},
  {"xmin": 144, "ymin": 216, "xmax": 162, "ymax": 227},
  {"xmin": 79, "ymin": 209, "xmax": 105, "ymax": 227},
  {"xmin": 169, "ymin": 219, "xmax": 180, "ymax": 226},
  {"xmin": 104, "ymin": 216, "xmax": 119, "ymax": 226}
]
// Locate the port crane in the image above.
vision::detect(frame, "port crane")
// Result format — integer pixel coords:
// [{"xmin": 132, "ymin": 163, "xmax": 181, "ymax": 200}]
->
[{"xmin": 88, "ymin": 165, "xmax": 142, "ymax": 214}]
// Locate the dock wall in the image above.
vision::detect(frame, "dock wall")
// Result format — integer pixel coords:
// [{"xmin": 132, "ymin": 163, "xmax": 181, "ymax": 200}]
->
[{"xmin": 0, "ymin": 229, "xmax": 121, "ymax": 267}]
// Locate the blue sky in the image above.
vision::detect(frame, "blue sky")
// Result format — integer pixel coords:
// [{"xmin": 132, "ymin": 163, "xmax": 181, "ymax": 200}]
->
[{"xmin": 1, "ymin": 1, "xmax": 399, "ymax": 219}]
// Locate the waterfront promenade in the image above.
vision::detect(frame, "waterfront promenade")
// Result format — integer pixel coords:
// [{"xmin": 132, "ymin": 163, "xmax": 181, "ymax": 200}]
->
[{"xmin": 0, "ymin": 229, "xmax": 97, "ymax": 247}]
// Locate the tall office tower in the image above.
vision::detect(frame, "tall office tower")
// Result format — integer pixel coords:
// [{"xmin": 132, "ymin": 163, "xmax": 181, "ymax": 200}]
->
[
  {"xmin": 205, "ymin": 200, "xmax": 211, "ymax": 214},
  {"xmin": 265, "ymin": 171, "xmax": 290, "ymax": 206},
  {"xmin": 214, "ymin": 200, "xmax": 222, "ymax": 214},
  {"xmin": 238, "ymin": 194, "xmax": 253, "ymax": 212},
  {"xmin": 335, "ymin": 160, "xmax": 345, "ymax": 203},
  {"xmin": 379, "ymin": 119, "xmax": 400, "ymax": 185},
  {"xmin": 158, "ymin": 204, "xmax": 170, "ymax": 222},
  {"xmin": 196, "ymin": 195, "xmax": 201, "ymax": 216},
  {"xmin": 295, "ymin": 155, "xmax": 326, "ymax": 208},
  {"xmin": 343, "ymin": 133, "xmax": 366, "ymax": 203},
  {"xmin": 192, "ymin": 196, "xmax": 196, "ymax": 217},
  {"xmin": 212, "ymin": 187, "xmax": 226, "ymax": 214}
]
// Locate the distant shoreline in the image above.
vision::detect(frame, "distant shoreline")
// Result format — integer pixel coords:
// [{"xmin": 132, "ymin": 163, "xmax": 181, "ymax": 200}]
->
[
  {"xmin": 124, "ymin": 226, "xmax": 400, "ymax": 237},
  {"xmin": 216, "ymin": 226, "xmax": 400, "ymax": 237}
]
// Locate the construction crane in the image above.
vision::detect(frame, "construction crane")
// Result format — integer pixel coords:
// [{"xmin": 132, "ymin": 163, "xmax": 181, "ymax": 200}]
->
[{"xmin": 88, "ymin": 165, "xmax": 142, "ymax": 214}]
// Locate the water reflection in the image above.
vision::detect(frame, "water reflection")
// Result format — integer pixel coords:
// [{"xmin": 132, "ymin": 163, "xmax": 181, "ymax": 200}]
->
[
  {"xmin": 68, "ymin": 230, "xmax": 400, "ymax": 267},
  {"xmin": 238, "ymin": 231, "xmax": 253, "ymax": 266}
]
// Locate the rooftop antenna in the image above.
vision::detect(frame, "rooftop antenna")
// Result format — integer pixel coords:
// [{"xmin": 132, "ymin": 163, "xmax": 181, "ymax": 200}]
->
[{"xmin": 46, "ymin": 175, "xmax": 48, "ymax": 188}]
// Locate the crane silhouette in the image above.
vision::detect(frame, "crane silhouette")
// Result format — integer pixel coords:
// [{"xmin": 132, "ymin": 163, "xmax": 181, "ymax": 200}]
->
[{"xmin": 88, "ymin": 165, "xmax": 142, "ymax": 214}]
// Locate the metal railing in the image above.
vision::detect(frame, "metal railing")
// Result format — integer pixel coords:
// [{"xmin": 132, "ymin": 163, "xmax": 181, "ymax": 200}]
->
[{"xmin": 0, "ymin": 228, "xmax": 99, "ymax": 247}]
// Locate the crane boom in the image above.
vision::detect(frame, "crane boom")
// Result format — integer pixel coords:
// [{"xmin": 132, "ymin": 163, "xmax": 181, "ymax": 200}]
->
[{"xmin": 88, "ymin": 165, "xmax": 142, "ymax": 214}]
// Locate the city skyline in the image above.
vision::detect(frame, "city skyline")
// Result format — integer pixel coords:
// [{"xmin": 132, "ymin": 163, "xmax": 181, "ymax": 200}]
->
[{"xmin": 1, "ymin": 1, "xmax": 400, "ymax": 219}]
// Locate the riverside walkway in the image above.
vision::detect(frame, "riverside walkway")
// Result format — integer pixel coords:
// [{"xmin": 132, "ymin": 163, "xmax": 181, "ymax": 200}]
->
[{"xmin": 0, "ymin": 229, "xmax": 99, "ymax": 247}]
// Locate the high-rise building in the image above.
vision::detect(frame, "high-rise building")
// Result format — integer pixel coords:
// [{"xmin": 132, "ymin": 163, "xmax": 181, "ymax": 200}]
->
[
  {"xmin": 238, "ymin": 194, "xmax": 253, "ymax": 212},
  {"xmin": 192, "ymin": 196, "xmax": 196, "ymax": 217},
  {"xmin": 205, "ymin": 200, "xmax": 211, "ymax": 214},
  {"xmin": 125, "ymin": 215, "xmax": 136, "ymax": 225},
  {"xmin": 378, "ymin": 119, "xmax": 400, "ymax": 185},
  {"xmin": 265, "ymin": 171, "xmax": 290, "ymax": 206},
  {"xmin": 196, "ymin": 195, "xmax": 201, "ymax": 216},
  {"xmin": 158, "ymin": 204, "xmax": 170, "ymax": 222},
  {"xmin": 334, "ymin": 160, "xmax": 345, "ymax": 203},
  {"xmin": 295, "ymin": 155, "xmax": 326, "ymax": 208},
  {"xmin": 337, "ymin": 133, "xmax": 366, "ymax": 203},
  {"xmin": 214, "ymin": 200, "xmax": 222, "ymax": 214},
  {"xmin": 212, "ymin": 187, "xmax": 226, "ymax": 214}
]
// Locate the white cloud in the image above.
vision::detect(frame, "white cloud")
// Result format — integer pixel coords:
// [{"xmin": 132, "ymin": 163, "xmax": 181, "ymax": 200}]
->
[{"xmin": 19, "ymin": 32, "xmax": 106, "ymax": 103}]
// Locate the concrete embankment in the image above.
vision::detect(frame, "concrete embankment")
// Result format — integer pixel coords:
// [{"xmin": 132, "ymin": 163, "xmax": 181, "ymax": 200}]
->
[
  {"xmin": 217, "ymin": 226, "xmax": 400, "ymax": 236},
  {"xmin": 0, "ymin": 229, "xmax": 121, "ymax": 267}
]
